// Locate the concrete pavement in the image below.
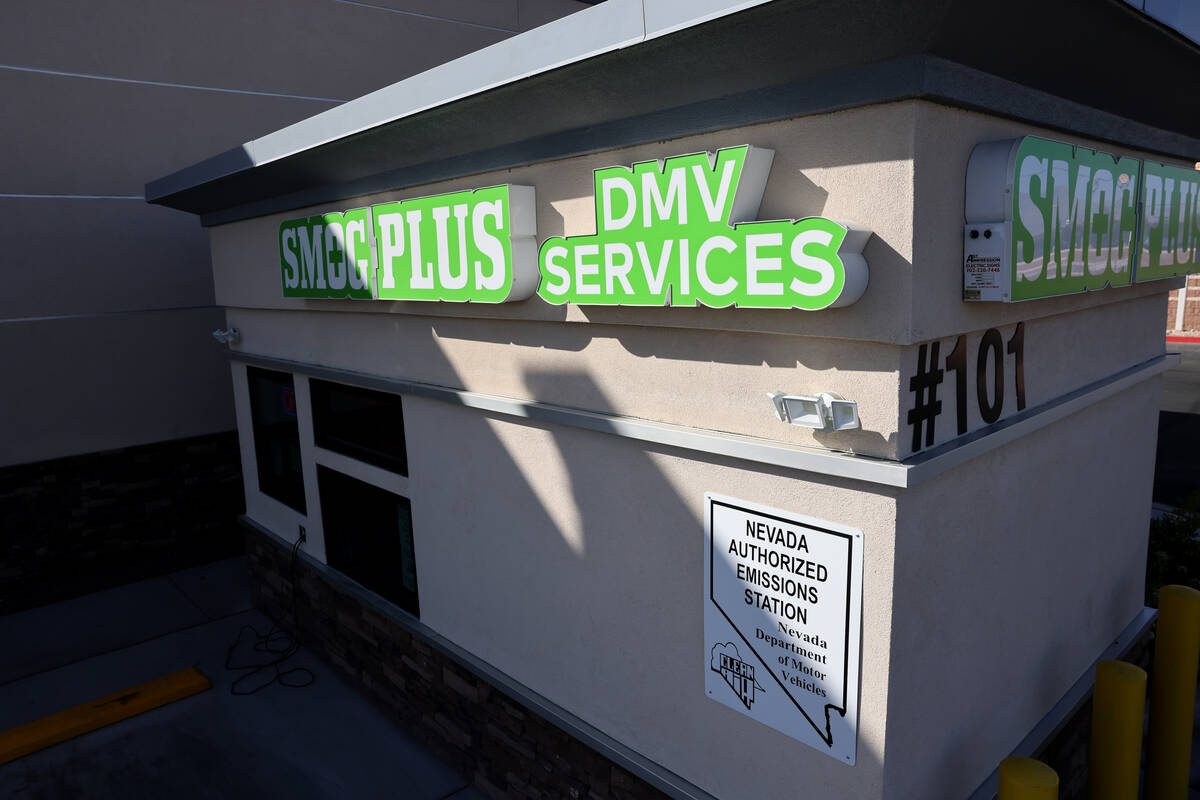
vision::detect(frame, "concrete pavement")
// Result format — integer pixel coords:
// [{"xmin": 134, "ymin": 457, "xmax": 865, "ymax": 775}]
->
[{"xmin": 0, "ymin": 557, "xmax": 483, "ymax": 800}]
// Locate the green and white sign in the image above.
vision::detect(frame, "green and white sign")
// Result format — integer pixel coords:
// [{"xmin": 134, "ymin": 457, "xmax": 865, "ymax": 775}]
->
[
  {"xmin": 278, "ymin": 185, "xmax": 537, "ymax": 302},
  {"xmin": 1137, "ymin": 159, "xmax": 1200, "ymax": 282},
  {"xmin": 538, "ymin": 146, "xmax": 870, "ymax": 309},
  {"xmin": 964, "ymin": 136, "xmax": 1200, "ymax": 302},
  {"xmin": 704, "ymin": 493, "xmax": 863, "ymax": 764}
]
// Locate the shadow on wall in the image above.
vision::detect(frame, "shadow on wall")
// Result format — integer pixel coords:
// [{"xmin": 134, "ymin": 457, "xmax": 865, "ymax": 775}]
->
[
  {"xmin": 523, "ymin": 369, "xmax": 864, "ymax": 760},
  {"xmin": 428, "ymin": 316, "xmax": 900, "ymax": 458},
  {"xmin": 405, "ymin": 349, "xmax": 889, "ymax": 794}
]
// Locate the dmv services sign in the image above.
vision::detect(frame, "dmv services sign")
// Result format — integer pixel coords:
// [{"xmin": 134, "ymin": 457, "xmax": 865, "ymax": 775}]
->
[
  {"xmin": 275, "ymin": 146, "xmax": 873, "ymax": 310},
  {"xmin": 539, "ymin": 146, "xmax": 870, "ymax": 309},
  {"xmin": 964, "ymin": 136, "xmax": 1200, "ymax": 301},
  {"xmin": 704, "ymin": 494, "xmax": 863, "ymax": 764},
  {"xmin": 278, "ymin": 185, "xmax": 538, "ymax": 302}
]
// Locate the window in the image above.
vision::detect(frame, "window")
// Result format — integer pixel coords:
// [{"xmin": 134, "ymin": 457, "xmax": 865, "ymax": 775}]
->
[
  {"xmin": 247, "ymin": 367, "xmax": 306, "ymax": 513},
  {"xmin": 310, "ymin": 379, "xmax": 408, "ymax": 475},
  {"xmin": 318, "ymin": 466, "xmax": 419, "ymax": 617}
]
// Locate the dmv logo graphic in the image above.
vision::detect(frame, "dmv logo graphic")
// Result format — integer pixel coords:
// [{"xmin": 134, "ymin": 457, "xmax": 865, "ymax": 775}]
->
[
  {"xmin": 711, "ymin": 642, "xmax": 764, "ymax": 710},
  {"xmin": 538, "ymin": 145, "xmax": 871, "ymax": 309}
]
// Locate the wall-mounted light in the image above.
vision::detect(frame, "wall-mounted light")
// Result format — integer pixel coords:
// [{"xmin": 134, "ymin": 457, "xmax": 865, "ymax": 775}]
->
[
  {"xmin": 768, "ymin": 391, "xmax": 860, "ymax": 431},
  {"xmin": 212, "ymin": 328, "xmax": 240, "ymax": 345}
]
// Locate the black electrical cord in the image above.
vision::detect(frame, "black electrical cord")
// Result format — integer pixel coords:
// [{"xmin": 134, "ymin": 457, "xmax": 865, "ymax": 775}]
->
[{"xmin": 225, "ymin": 535, "xmax": 315, "ymax": 695}]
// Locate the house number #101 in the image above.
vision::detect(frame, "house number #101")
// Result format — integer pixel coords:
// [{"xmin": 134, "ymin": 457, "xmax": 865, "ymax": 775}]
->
[{"xmin": 908, "ymin": 322, "xmax": 1026, "ymax": 452}]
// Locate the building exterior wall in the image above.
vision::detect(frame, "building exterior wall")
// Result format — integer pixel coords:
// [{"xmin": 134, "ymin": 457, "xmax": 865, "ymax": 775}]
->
[
  {"xmin": 206, "ymin": 96, "xmax": 1176, "ymax": 797},
  {"xmin": 230, "ymin": 356, "xmax": 899, "ymax": 799},
  {"xmin": 213, "ymin": 105, "xmax": 919, "ymax": 461},
  {"xmin": 884, "ymin": 380, "xmax": 1161, "ymax": 799},
  {"xmin": 0, "ymin": 0, "xmax": 587, "ymax": 469},
  {"xmin": 1, "ymin": 0, "xmax": 589, "ymax": 610},
  {"xmin": 245, "ymin": 524, "xmax": 675, "ymax": 800}
]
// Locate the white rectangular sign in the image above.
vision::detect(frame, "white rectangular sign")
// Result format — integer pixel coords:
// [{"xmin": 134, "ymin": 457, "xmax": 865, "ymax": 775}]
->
[{"xmin": 704, "ymin": 493, "xmax": 863, "ymax": 764}]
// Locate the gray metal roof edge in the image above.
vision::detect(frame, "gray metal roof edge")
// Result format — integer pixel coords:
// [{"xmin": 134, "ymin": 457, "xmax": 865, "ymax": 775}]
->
[
  {"xmin": 144, "ymin": 0, "xmax": 777, "ymax": 204},
  {"xmin": 195, "ymin": 54, "xmax": 928, "ymax": 226},
  {"xmin": 145, "ymin": 144, "xmax": 254, "ymax": 203},
  {"xmin": 192, "ymin": 53, "xmax": 1200, "ymax": 228}
]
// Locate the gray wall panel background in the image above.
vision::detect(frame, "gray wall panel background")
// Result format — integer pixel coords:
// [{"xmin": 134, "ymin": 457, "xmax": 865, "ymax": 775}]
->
[
  {"xmin": 2, "ymin": 0, "xmax": 588, "ymax": 468},
  {"xmin": 0, "ymin": 199, "xmax": 213, "ymax": 319},
  {"xmin": 0, "ymin": 308, "xmax": 234, "ymax": 466}
]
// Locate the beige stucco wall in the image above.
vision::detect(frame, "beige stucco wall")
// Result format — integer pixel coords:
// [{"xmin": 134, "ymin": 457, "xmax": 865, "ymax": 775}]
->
[
  {"xmin": 209, "ymin": 103, "xmax": 919, "ymax": 343},
  {"xmin": 910, "ymin": 101, "xmax": 1186, "ymax": 343},
  {"xmin": 231, "ymin": 352, "xmax": 899, "ymax": 799},
  {"xmin": 214, "ymin": 104, "xmax": 921, "ymax": 459},
  {"xmin": 884, "ymin": 379, "xmax": 1160, "ymax": 799},
  {"xmin": 213, "ymin": 97, "xmax": 1176, "ymax": 798},
  {"xmin": 406, "ymin": 400, "xmax": 898, "ymax": 800},
  {"xmin": 895, "ymin": 291, "xmax": 1168, "ymax": 459}
]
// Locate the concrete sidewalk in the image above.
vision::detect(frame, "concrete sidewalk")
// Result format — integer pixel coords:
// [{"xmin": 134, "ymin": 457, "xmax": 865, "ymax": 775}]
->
[{"xmin": 0, "ymin": 557, "xmax": 483, "ymax": 800}]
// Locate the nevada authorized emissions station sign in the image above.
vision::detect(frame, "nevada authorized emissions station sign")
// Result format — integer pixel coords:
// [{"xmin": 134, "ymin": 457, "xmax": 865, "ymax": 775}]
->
[{"xmin": 704, "ymin": 493, "xmax": 863, "ymax": 764}]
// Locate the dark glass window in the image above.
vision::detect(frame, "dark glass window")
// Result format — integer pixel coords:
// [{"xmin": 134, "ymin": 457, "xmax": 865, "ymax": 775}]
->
[
  {"xmin": 318, "ymin": 466, "xmax": 419, "ymax": 617},
  {"xmin": 310, "ymin": 379, "xmax": 407, "ymax": 475},
  {"xmin": 247, "ymin": 367, "xmax": 306, "ymax": 513}
]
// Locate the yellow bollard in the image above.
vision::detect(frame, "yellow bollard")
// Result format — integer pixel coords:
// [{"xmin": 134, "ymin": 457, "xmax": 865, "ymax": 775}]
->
[
  {"xmin": 1088, "ymin": 660, "xmax": 1147, "ymax": 800},
  {"xmin": 1145, "ymin": 584, "xmax": 1200, "ymax": 800},
  {"xmin": 999, "ymin": 757, "xmax": 1058, "ymax": 800}
]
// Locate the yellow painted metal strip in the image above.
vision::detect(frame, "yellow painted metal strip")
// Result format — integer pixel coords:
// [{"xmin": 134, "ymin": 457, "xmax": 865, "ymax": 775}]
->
[
  {"xmin": 998, "ymin": 757, "xmax": 1058, "ymax": 800},
  {"xmin": 1146, "ymin": 585, "xmax": 1200, "ymax": 800},
  {"xmin": 1089, "ymin": 659, "xmax": 1147, "ymax": 800},
  {"xmin": 0, "ymin": 667, "xmax": 211, "ymax": 765}
]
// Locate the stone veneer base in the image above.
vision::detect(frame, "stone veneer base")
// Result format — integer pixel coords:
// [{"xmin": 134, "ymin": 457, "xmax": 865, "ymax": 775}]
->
[
  {"xmin": 0, "ymin": 431, "xmax": 245, "ymax": 615},
  {"xmin": 246, "ymin": 518, "xmax": 1155, "ymax": 800},
  {"xmin": 244, "ymin": 518, "xmax": 703, "ymax": 800}
]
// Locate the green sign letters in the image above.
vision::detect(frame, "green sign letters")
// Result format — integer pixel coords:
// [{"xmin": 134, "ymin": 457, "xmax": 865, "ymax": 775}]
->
[
  {"xmin": 965, "ymin": 135, "xmax": 1200, "ymax": 302},
  {"xmin": 1009, "ymin": 137, "xmax": 1140, "ymax": 300},
  {"xmin": 279, "ymin": 185, "xmax": 537, "ymax": 302},
  {"xmin": 538, "ymin": 146, "xmax": 870, "ymax": 309},
  {"xmin": 1136, "ymin": 159, "xmax": 1200, "ymax": 282}
]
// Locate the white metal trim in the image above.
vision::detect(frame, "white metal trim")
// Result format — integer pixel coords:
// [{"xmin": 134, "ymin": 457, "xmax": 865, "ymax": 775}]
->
[
  {"xmin": 904, "ymin": 353, "xmax": 1180, "ymax": 484},
  {"xmin": 209, "ymin": 1, "xmax": 777, "ymax": 172},
  {"xmin": 311, "ymin": 444, "xmax": 410, "ymax": 497},
  {"xmin": 227, "ymin": 349, "xmax": 911, "ymax": 487},
  {"xmin": 224, "ymin": 350, "xmax": 1177, "ymax": 489}
]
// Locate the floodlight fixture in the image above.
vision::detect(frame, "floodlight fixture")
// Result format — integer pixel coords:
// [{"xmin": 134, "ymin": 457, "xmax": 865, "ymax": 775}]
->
[{"xmin": 768, "ymin": 391, "xmax": 860, "ymax": 432}]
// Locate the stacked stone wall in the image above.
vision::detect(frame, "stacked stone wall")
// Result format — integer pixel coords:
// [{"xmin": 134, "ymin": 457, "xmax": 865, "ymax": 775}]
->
[
  {"xmin": 247, "ymin": 527, "xmax": 671, "ymax": 800},
  {"xmin": 0, "ymin": 431, "xmax": 244, "ymax": 615}
]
